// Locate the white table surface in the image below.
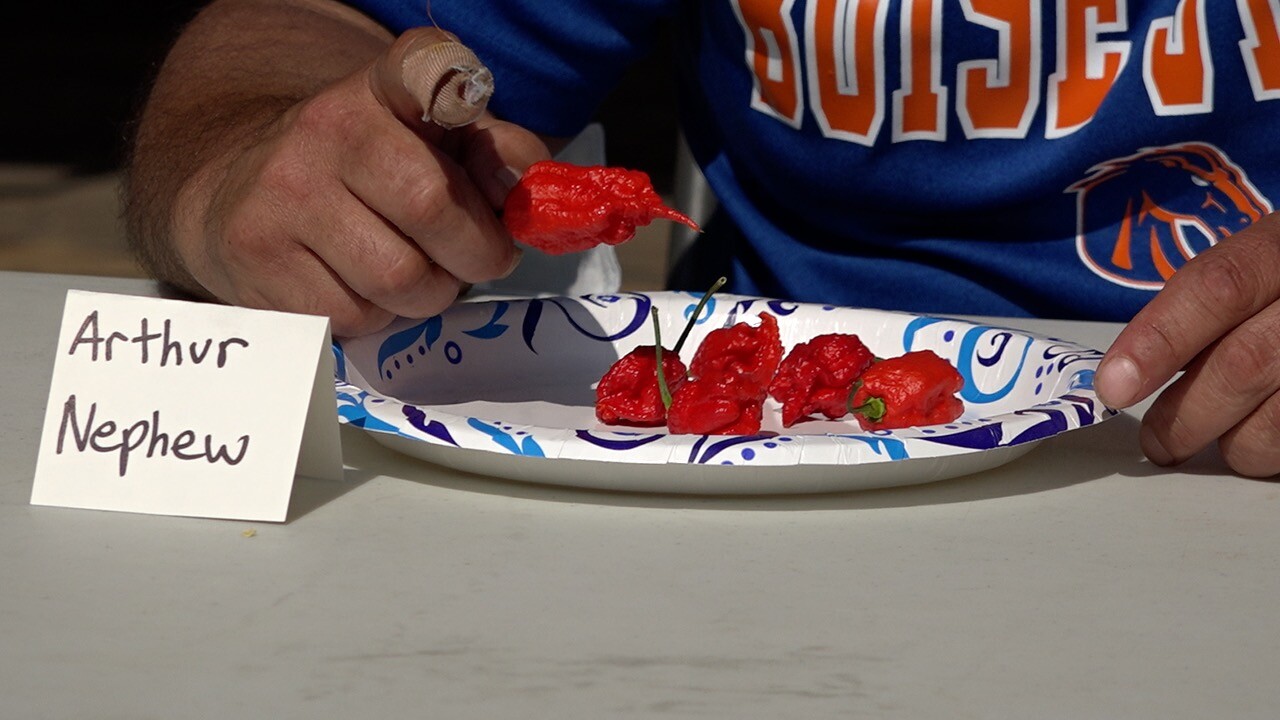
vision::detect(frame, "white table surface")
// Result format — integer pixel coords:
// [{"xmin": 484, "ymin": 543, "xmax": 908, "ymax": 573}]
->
[{"xmin": 3, "ymin": 270, "xmax": 1276, "ymax": 719}]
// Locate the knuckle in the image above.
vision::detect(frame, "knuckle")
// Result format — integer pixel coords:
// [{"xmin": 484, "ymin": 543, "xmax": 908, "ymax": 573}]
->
[
  {"xmin": 293, "ymin": 90, "xmax": 360, "ymax": 142},
  {"xmin": 1129, "ymin": 316, "xmax": 1183, "ymax": 368},
  {"xmin": 399, "ymin": 174, "xmax": 450, "ymax": 225},
  {"xmin": 328, "ymin": 301, "xmax": 391, "ymax": 338},
  {"xmin": 399, "ymin": 177, "xmax": 453, "ymax": 234},
  {"xmin": 256, "ymin": 148, "xmax": 316, "ymax": 207},
  {"xmin": 219, "ymin": 204, "xmax": 279, "ymax": 268},
  {"xmin": 374, "ymin": 249, "xmax": 431, "ymax": 299},
  {"xmin": 219, "ymin": 204, "xmax": 313, "ymax": 285},
  {"xmin": 355, "ymin": 243, "xmax": 461, "ymax": 318},
  {"xmin": 1182, "ymin": 251, "xmax": 1261, "ymax": 318},
  {"xmin": 396, "ymin": 264, "xmax": 461, "ymax": 317},
  {"xmin": 1208, "ymin": 326, "xmax": 1280, "ymax": 395},
  {"xmin": 419, "ymin": 271, "xmax": 463, "ymax": 314}
]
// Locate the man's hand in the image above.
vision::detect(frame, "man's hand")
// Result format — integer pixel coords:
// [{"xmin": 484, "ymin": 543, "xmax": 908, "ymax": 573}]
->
[
  {"xmin": 179, "ymin": 27, "xmax": 545, "ymax": 336},
  {"xmin": 1096, "ymin": 213, "xmax": 1280, "ymax": 477},
  {"xmin": 127, "ymin": 1, "xmax": 549, "ymax": 337}
]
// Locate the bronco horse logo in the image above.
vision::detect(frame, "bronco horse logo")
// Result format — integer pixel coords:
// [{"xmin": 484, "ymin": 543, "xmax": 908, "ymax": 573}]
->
[{"xmin": 1067, "ymin": 143, "xmax": 1271, "ymax": 289}]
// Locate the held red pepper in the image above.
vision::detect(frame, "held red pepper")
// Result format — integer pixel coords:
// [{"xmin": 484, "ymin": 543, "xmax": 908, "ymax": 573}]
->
[
  {"xmin": 503, "ymin": 160, "xmax": 699, "ymax": 255},
  {"xmin": 667, "ymin": 312, "xmax": 783, "ymax": 435},
  {"xmin": 848, "ymin": 350, "xmax": 965, "ymax": 431},
  {"xmin": 768, "ymin": 333, "xmax": 876, "ymax": 427}
]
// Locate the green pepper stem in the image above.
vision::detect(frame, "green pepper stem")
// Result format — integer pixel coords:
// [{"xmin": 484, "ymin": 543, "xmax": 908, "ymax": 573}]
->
[
  {"xmin": 673, "ymin": 276, "xmax": 727, "ymax": 355},
  {"xmin": 851, "ymin": 396, "xmax": 887, "ymax": 423},
  {"xmin": 845, "ymin": 380, "xmax": 863, "ymax": 417},
  {"xmin": 845, "ymin": 379, "xmax": 887, "ymax": 422},
  {"xmin": 652, "ymin": 307, "xmax": 673, "ymax": 410}
]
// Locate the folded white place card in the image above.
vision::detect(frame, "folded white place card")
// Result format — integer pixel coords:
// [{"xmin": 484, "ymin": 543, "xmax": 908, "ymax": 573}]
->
[{"xmin": 31, "ymin": 290, "xmax": 343, "ymax": 521}]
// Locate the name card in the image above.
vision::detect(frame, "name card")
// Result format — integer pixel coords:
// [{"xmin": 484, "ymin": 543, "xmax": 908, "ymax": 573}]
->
[{"xmin": 31, "ymin": 291, "xmax": 343, "ymax": 521}]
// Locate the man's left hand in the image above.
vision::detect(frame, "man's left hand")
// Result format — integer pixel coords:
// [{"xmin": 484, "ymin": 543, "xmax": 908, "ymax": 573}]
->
[{"xmin": 1096, "ymin": 213, "xmax": 1280, "ymax": 477}]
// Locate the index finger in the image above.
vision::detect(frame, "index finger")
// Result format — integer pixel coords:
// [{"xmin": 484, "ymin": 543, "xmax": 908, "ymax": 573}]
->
[{"xmin": 1096, "ymin": 213, "xmax": 1280, "ymax": 408}]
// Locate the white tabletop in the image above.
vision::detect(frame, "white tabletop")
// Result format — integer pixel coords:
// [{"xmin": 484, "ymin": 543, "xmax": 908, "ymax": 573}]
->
[{"xmin": 2, "ymin": 270, "xmax": 1276, "ymax": 719}]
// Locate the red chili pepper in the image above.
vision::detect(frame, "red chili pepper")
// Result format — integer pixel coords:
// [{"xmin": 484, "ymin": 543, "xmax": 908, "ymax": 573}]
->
[
  {"xmin": 688, "ymin": 312, "xmax": 783, "ymax": 389},
  {"xmin": 848, "ymin": 350, "xmax": 965, "ymax": 430},
  {"xmin": 595, "ymin": 346, "xmax": 688, "ymax": 426},
  {"xmin": 666, "ymin": 312, "xmax": 782, "ymax": 435},
  {"xmin": 503, "ymin": 160, "xmax": 699, "ymax": 255},
  {"xmin": 595, "ymin": 281, "xmax": 725, "ymax": 427},
  {"xmin": 667, "ymin": 374, "xmax": 765, "ymax": 435},
  {"xmin": 768, "ymin": 333, "xmax": 875, "ymax": 427}
]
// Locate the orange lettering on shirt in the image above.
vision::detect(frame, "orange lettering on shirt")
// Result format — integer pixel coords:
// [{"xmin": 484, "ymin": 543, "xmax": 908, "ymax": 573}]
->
[
  {"xmin": 956, "ymin": 0, "xmax": 1042, "ymax": 138},
  {"xmin": 893, "ymin": 0, "xmax": 948, "ymax": 141},
  {"xmin": 806, "ymin": 0, "xmax": 891, "ymax": 145},
  {"xmin": 1046, "ymin": 0, "xmax": 1131, "ymax": 138},
  {"xmin": 1237, "ymin": 0, "xmax": 1280, "ymax": 100},
  {"xmin": 1143, "ymin": 0, "xmax": 1214, "ymax": 114},
  {"xmin": 732, "ymin": 0, "xmax": 805, "ymax": 127}
]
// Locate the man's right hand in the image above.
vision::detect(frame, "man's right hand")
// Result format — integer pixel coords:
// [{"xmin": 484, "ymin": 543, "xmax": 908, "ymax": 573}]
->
[{"xmin": 131, "ymin": 6, "xmax": 550, "ymax": 337}]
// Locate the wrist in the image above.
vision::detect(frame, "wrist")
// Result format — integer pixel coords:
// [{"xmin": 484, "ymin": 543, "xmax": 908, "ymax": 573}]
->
[{"xmin": 143, "ymin": 96, "xmax": 297, "ymax": 300}]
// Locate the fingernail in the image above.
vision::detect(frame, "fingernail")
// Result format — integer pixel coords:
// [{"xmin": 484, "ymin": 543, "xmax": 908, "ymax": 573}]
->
[
  {"xmin": 496, "ymin": 166, "xmax": 521, "ymax": 192},
  {"xmin": 1096, "ymin": 355, "xmax": 1141, "ymax": 408},
  {"xmin": 500, "ymin": 247, "xmax": 523, "ymax": 278},
  {"xmin": 1139, "ymin": 423, "xmax": 1176, "ymax": 466}
]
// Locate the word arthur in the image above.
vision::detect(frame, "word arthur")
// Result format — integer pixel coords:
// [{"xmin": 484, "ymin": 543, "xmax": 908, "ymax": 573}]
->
[
  {"xmin": 56, "ymin": 395, "xmax": 251, "ymax": 477},
  {"xmin": 68, "ymin": 310, "xmax": 249, "ymax": 368}
]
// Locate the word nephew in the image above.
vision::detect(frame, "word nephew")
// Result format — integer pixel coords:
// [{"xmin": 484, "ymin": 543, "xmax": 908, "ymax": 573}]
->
[{"xmin": 57, "ymin": 395, "xmax": 250, "ymax": 477}]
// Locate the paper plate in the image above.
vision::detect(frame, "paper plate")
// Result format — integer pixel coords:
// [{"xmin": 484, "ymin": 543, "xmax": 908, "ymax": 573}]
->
[{"xmin": 333, "ymin": 292, "xmax": 1118, "ymax": 494}]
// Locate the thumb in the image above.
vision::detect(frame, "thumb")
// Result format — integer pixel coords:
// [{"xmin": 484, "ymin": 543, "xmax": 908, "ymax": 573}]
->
[{"xmin": 368, "ymin": 27, "xmax": 495, "ymax": 133}]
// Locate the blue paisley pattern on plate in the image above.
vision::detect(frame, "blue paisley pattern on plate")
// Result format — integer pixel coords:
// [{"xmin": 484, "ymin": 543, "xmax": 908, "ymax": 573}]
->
[{"xmin": 333, "ymin": 292, "xmax": 1119, "ymax": 468}]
